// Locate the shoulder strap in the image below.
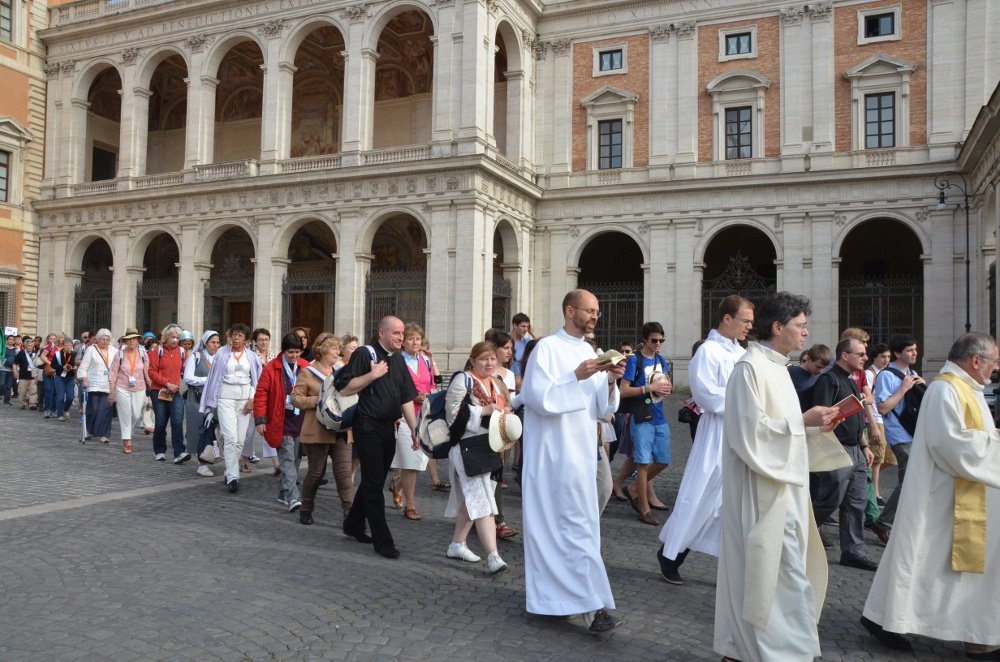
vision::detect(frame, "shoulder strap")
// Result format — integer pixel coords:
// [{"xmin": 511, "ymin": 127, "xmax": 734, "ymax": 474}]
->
[{"xmin": 364, "ymin": 345, "xmax": 378, "ymax": 362}]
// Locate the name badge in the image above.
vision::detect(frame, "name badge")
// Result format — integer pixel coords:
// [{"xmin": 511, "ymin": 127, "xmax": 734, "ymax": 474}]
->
[
  {"xmin": 103, "ymin": 369, "xmax": 109, "ymax": 377},
  {"xmin": 235, "ymin": 363, "xmax": 246, "ymax": 376},
  {"xmin": 128, "ymin": 377, "xmax": 136, "ymax": 387},
  {"xmin": 285, "ymin": 394, "xmax": 294, "ymax": 411}
]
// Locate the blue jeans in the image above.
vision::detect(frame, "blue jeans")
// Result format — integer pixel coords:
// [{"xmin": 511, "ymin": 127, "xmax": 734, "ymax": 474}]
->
[
  {"xmin": 152, "ymin": 393, "xmax": 186, "ymax": 457},
  {"xmin": 0, "ymin": 370, "xmax": 13, "ymax": 403},
  {"xmin": 54, "ymin": 373, "xmax": 76, "ymax": 417},
  {"xmin": 42, "ymin": 374, "xmax": 56, "ymax": 412}
]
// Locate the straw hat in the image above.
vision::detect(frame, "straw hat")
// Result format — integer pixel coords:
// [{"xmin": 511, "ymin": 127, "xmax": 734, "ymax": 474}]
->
[
  {"xmin": 122, "ymin": 327, "xmax": 142, "ymax": 340},
  {"xmin": 489, "ymin": 411, "xmax": 522, "ymax": 453}
]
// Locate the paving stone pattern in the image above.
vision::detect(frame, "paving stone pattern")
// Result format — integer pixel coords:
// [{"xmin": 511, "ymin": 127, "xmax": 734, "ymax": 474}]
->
[{"xmin": 0, "ymin": 398, "xmax": 962, "ymax": 660}]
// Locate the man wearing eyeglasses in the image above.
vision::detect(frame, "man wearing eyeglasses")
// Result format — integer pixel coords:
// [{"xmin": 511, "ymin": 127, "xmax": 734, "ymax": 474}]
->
[
  {"xmin": 862, "ymin": 332, "xmax": 1000, "ymax": 659},
  {"xmin": 810, "ymin": 338, "xmax": 878, "ymax": 571},
  {"xmin": 620, "ymin": 321, "xmax": 673, "ymax": 525}
]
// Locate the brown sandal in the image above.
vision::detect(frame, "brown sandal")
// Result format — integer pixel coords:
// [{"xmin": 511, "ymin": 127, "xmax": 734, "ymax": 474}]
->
[
  {"xmin": 240, "ymin": 460, "xmax": 251, "ymax": 474},
  {"xmin": 123, "ymin": 440, "xmax": 132, "ymax": 454},
  {"xmin": 404, "ymin": 508, "xmax": 421, "ymax": 521},
  {"xmin": 430, "ymin": 480, "xmax": 451, "ymax": 491},
  {"xmin": 389, "ymin": 477, "xmax": 403, "ymax": 509}
]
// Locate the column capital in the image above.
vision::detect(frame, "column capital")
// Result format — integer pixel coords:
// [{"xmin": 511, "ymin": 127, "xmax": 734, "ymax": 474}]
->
[
  {"xmin": 132, "ymin": 87, "xmax": 153, "ymax": 99},
  {"xmin": 360, "ymin": 48, "xmax": 380, "ymax": 62},
  {"xmin": 199, "ymin": 75, "xmax": 220, "ymax": 89}
]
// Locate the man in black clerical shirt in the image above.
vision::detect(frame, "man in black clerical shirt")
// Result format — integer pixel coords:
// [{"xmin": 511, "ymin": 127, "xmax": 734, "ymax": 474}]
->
[
  {"xmin": 336, "ymin": 316, "xmax": 419, "ymax": 558},
  {"xmin": 810, "ymin": 337, "xmax": 878, "ymax": 571}
]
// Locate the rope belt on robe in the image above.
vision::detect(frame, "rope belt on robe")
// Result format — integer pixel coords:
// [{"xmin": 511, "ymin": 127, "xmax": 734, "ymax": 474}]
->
[{"xmin": 935, "ymin": 372, "xmax": 988, "ymax": 574}]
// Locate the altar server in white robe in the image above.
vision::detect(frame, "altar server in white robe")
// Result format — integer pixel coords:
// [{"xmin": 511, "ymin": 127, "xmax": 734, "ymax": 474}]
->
[
  {"xmin": 658, "ymin": 295, "xmax": 751, "ymax": 584},
  {"xmin": 714, "ymin": 292, "xmax": 847, "ymax": 662},
  {"xmin": 521, "ymin": 289, "xmax": 625, "ymax": 634},
  {"xmin": 861, "ymin": 332, "xmax": 1000, "ymax": 660}
]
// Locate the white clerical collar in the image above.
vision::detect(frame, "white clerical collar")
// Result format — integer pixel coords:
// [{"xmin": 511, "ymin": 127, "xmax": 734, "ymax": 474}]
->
[{"xmin": 556, "ymin": 328, "xmax": 585, "ymax": 343}]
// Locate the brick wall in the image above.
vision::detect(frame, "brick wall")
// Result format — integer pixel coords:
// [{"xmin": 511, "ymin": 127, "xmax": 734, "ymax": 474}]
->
[
  {"xmin": 698, "ymin": 16, "xmax": 781, "ymax": 162},
  {"xmin": 834, "ymin": 0, "xmax": 927, "ymax": 150},
  {"xmin": 571, "ymin": 34, "xmax": 649, "ymax": 172}
]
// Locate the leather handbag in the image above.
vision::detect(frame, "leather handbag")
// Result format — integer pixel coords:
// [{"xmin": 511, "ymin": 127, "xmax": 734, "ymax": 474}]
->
[{"xmin": 459, "ymin": 433, "xmax": 502, "ymax": 477}]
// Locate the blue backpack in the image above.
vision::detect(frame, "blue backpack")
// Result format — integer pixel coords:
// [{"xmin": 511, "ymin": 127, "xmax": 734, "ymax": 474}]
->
[{"xmin": 417, "ymin": 371, "xmax": 468, "ymax": 459}]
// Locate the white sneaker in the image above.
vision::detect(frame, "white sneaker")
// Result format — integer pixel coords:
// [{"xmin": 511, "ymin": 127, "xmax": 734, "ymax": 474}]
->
[
  {"xmin": 173, "ymin": 452, "xmax": 191, "ymax": 465},
  {"xmin": 488, "ymin": 552, "xmax": 508, "ymax": 575},
  {"xmin": 288, "ymin": 499, "xmax": 302, "ymax": 513},
  {"xmin": 196, "ymin": 465, "xmax": 214, "ymax": 477},
  {"xmin": 154, "ymin": 453, "xmax": 166, "ymax": 461},
  {"xmin": 446, "ymin": 542, "xmax": 481, "ymax": 563},
  {"xmin": 276, "ymin": 496, "xmax": 290, "ymax": 507},
  {"xmin": 248, "ymin": 453, "xmax": 260, "ymax": 464}
]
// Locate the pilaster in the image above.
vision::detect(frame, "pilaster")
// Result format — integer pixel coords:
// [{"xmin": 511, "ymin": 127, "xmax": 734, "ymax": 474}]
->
[
  {"xmin": 260, "ymin": 45, "xmax": 296, "ymax": 173},
  {"xmin": 924, "ymin": 209, "xmax": 956, "ymax": 369},
  {"xmin": 674, "ymin": 26, "xmax": 698, "ymax": 165},
  {"xmin": 252, "ymin": 217, "xmax": 278, "ymax": 331},
  {"xmin": 176, "ymin": 223, "xmax": 203, "ymax": 329},
  {"xmin": 110, "ymin": 229, "xmax": 132, "ymax": 332},
  {"xmin": 425, "ymin": 200, "xmax": 453, "ymax": 349},
  {"xmin": 548, "ymin": 41, "xmax": 573, "ymax": 173},
  {"xmin": 119, "ymin": 87, "xmax": 151, "ymax": 181},
  {"xmin": 810, "ymin": 5, "xmax": 835, "ymax": 152},
  {"xmin": 334, "ymin": 208, "xmax": 365, "ymax": 336},
  {"xmin": 452, "ymin": 200, "xmax": 488, "ymax": 347},
  {"xmin": 340, "ymin": 47, "xmax": 378, "ymax": 163},
  {"xmin": 185, "ymin": 75, "xmax": 218, "ymax": 169}
]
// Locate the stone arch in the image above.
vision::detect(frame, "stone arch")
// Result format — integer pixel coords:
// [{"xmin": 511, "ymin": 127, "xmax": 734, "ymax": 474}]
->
[
  {"xmin": 695, "ymin": 219, "xmax": 783, "ymax": 265},
  {"xmin": 492, "ymin": 216, "xmax": 520, "ymax": 264},
  {"xmin": 196, "ymin": 221, "xmax": 259, "ymax": 264},
  {"xmin": 289, "ymin": 24, "xmax": 348, "ymax": 157},
  {"xmin": 576, "ymin": 230, "xmax": 646, "ymax": 350},
  {"xmin": 202, "ymin": 32, "xmax": 269, "ymax": 79},
  {"xmin": 364, "ymin": 211, "xmax": 430, "ymax": 333},
  {"xmin": 838, "ymin": 216, "xmax": 924, "ymax": 349},
  {"xmin": 72, "ymin": 236, "xmax": 114, "ymax": 336},
  {"xmin": 273, "ymin": 213, "xmax": 339, "ymax": 260},
  {"xmin": 67, "ymin": 232, "xmax": 115, "ymax": 272},
  {"xmin": 494, "ymin": 19, "xmax": 523, "ymax": 73},
  {"xmin": 568, "ymin": 225, "xmax": 650, "ymax": 268},
  {"xmin": 281, "ymin": 218, "xmax": 339, "ymax": 336},
  {"xmin": 364, "ymin": 1, "xmax": 438, "ymax": 51},
  {"xmin": 491, "ymin": 217, "xmax": 520, "ymax": 330},
  {"xmin": 135, "ymin": 46, "xmax": 191, "ymax": 90},
  {"xmin": 135, "ymin": 232, "xmax": 180, "ymax": 333},
  {"xmin": 203, "ymin": 225, "xmax": 257, "ymax": 331},
  {"xmin": 699, "ymin": 223, "xmax": 779, "ymax": 336},
  {"xmin": 72, "ymin": 59, "xmax": 124, "ymax": 101},
  {"xmin": 281, "ymin": 16, "xmax": 350, "ymax": 64},
  {"xmin": 358, "ymin": 206, "xmax": 431, "ymax": 256},
  {"xmin": 144, "ymin": 51, "xmax": 190, "ymax": 174},
  {"xmin": 833, "ymin": 210, "xmax": 929, "ymax": 257},
  {"xmin": 128, "ymin": 227, "xmax": 181, "ymax": 269}
]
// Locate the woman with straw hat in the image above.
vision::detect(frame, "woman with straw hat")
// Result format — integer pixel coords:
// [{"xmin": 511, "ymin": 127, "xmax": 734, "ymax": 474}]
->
[{"xmin": 108, "ymin": 328, "xmax": 151, "ymax": 454}]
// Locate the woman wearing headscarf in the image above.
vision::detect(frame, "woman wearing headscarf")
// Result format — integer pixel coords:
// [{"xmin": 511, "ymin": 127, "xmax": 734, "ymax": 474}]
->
[
  {"xmin": 108, "ymin": 328, "xmax": 151, "ymax": 454},
  {"xmin": 185, "ymin": 331, "xmax": 221, "ymax": 477},
  {"xmin": 200, "ymin": 323, "xmax": 262, "ymax": 493},
  {"xmin": 78, "ymin": 328, "xmax": 118, "ymax": 443}
]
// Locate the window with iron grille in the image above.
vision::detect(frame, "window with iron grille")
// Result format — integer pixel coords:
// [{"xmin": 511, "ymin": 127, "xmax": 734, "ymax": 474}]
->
[
  {"xmin": 725, "ymin": 107, "xmax": 752, "ymax": 160},
  {"xmin": 0, "ymin": 150, "xmax": 9, "ymax": 203},
  {"xmin": 0, "ymin": 286, "xmax": 13, "ymax": 330},
  {"xmin": 865, "ymin": 93, "xmax": 895, "ymax": 149},
  {"xmin": 725, "ymin": 33, "xmax": 752, "ymax": 56},
  {"xmin": 598, "ymin": 119, "xmax": 622, "ymax": 169}
]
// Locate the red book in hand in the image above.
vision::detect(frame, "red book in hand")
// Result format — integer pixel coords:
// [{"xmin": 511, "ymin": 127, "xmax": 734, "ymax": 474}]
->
[{"xmin": 833, "ymin": 394, "xmax": 864, "ymax": 423}]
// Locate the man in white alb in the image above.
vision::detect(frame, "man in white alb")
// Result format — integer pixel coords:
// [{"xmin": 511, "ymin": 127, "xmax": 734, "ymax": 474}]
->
[
  {"xmin": 656, "ymin": 295, "xmax": 752, "ymax": 584},
  {"xmin": 861, "ymin": 332, "xmax": 1000, "ymax": 660},
  {"xmin": 521, "ymin": 289, "xmax": 625, "ymax": 634},
  {"xmin": 714, "ymin": 292, "xmax": 847, "ymax": 662}
]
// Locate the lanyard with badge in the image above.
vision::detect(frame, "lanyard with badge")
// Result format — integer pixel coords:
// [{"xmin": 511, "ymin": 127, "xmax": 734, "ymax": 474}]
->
[
  {"xmin": 125, "ymin": 350, "xmax": 139, "ymax": 387},
  {"xmin": 282, "ymin": 355, "xmax": 300, "ymax": 415},
  {"xmin": 96, "ymin": 347, "xmax": 110, "ymax": 379}
]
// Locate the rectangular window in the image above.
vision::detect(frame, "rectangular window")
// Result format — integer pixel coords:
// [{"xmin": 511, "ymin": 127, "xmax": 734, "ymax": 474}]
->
[
  {"xmin": 597, "ymin": 119, "xmax": 622, "ymax": 169},
  {"xmin": 0, "ymin": 0, "xmax": 11, "ymax": 42},
  {"xmin": 864, "ymin": 13, "xmax": 895, "ymax": 39},
  {"xmin": 725, "ymin": 32, "xmax": 752, "ymax": 56},
  {"xmin": 91, "ymin": 146, "xmax": 117, "ymax": 181},
  {"xmin": 598, "ymin": 49, "xmax": 623, "ymax": 72},
  {"xmin": 0, "ymin": 150, "xmax": 9, "ymax": 203},
  {"xmin": 865, "ymin": 93, "xmax": 895, "ymax": 149},
  {"xmin": 725, "ymin": 107, "xmax": 752, "ymax": 160}
]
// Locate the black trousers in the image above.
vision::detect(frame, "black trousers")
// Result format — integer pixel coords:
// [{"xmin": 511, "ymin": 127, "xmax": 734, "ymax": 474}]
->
[{"xmin": 343, "ymin": 415, "xmax": 397, "ymax": 551}]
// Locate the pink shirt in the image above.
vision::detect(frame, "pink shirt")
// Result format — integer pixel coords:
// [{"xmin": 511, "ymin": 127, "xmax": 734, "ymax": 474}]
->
[
  {"xmin": 109, "ymin": 348, "xmax": 151, "ymax": 392},
  {"xmin": 407, "ymin": 354, "xmax": 435, "ymax": 417}
]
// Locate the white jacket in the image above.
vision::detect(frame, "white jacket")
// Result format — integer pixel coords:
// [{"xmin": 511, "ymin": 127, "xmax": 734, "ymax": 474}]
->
[{"xmin": 78, "ymin": 344, "xmax": 119, "ymax": 393}]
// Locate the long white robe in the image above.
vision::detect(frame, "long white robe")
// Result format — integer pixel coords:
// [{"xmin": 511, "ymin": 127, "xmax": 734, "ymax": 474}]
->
[
  {"xmin": 714, "ymin": 343, "xmax": 850, "ymax": 662},
  {"xmin": 521, "ymin": 328, "xmax": 620, "ymax": 615},
  {"xmin": 659, "ymin": 329, "xmax": 744, "ymax": 560},
  {"xmin": 863, "ymin": 361, "xmax": 1000, "ymax": 646}
]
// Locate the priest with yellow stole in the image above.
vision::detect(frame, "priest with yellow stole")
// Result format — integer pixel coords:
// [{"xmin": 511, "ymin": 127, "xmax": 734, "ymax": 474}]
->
[{"xmin": 862, "ymin": 332, "xmax": 1000, "ymax": 660}]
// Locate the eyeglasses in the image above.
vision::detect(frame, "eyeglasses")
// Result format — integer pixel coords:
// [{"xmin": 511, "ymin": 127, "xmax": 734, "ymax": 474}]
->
[
  {"xmin": 977, "ymin": 355, "xmax": 1000, "ymax": 366},
  {"xmin": 647, "ymin": 338, "xmax": 665, "ymax": 344},
  {"xmin": 570, "ymin": 306, "xmax": 602, "ymax": 319},
  {"xmin": 846, "ymin": 351, "xmax": 867, "ymax": 357}
]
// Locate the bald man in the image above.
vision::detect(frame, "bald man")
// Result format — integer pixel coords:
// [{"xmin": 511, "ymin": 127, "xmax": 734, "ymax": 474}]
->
[{"xmin": 336, "ymin": 316, "xmax": 419, "ymax": 559}]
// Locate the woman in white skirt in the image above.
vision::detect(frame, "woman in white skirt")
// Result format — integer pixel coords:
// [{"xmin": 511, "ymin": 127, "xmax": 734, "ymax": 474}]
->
[
  {"xmin": 443, "ymin": 341, "xmax": 509, "ymax": 574},
  {"xmin": 107, "ymin": 328, "xmax": 150, "ymax": 454},
  {"xmin": 200, "ymin": 324, "xmax": 262, "ymax": 493},
  {"xmin": 389, "ymin": 323, "xmax": 434, "ymax": 520}
]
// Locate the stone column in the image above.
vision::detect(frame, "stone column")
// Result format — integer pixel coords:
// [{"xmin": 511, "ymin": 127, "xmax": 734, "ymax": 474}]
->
[
  {"xmin": 334, "ymin": 208, "xmax": 365, "ymax": 336},
  {"xmin": 780, "ymin": 9, "xmax": 808, "ymax": 158},
  {"xmin": 43, "ymin": 71, "xmax": 62, "ymax": 192},
  {"xmin": 810, "ymin": 4, "xmax": 835, "ymax": 153},
  {"xmin": 428, "ymin": 34, "xmax": 453, "ymax": 152},
  {"xmin": 184, "ymin": 76, "xmax": 218, "ymax": 169},
  {"xmin": 451, "ymin": 200, "xmax": 489, "ymax": 347},
  {"xmin": 928, "ymin": 0, "xmax": 963, "ymax": 157},
  {"xmin": 425, "ymin": 200, "xmax": 453, "ymax": 348},
  {"xmin": 807, "ymin": 213, "xmax": 836, "ymax": 340},
  {"xmin": 674, "ymin": 25, "xmax": 698, "ymax": 167},
  {"xmin": 110, "ymin": 229, "xmax": 132, "ymax": 333},
  {"xmin": 270, "ymin": 258, "xmax": 290, "ymax": 334},
  {"xmin": 923, "ymin": 209, "xmax": 954, "ymax": 371},
  {"xmin": 456, "ymin": 1, "xmax": 489, "ymax": 152},
  {"xmin": 63, "ymin": 271, "xmax": 83, "ymax": 335},
  {"xmin": 67, "ymin": 98, "xmax": 90, "ymax": 184},
  {"xmin": 36, "ymin": 233, "xmax": 54, "ymax": 333},
  {"xmin": 340, "ymin": 47, "xmax": 378, "ymax": 165},
  {"xmin": 175, "ymin": 223, "xmax": 204, "ymax": 330},
  {"xmin": 48, "ymin": 234, "xmax": 70, "ymax": 333},
  {"xmin": 648, "ymin": 26, "xmax": 672, "ymax": 171},
  {"xmin": 259, "ymin": 46, "xmax": 296, "ymax": 174},
  {"xmin": 119, "ymin": 88, "xmax": 151, "ymax": 181},
  {"xmin": 548, "ymin": 41, "xmax": 573, "ymax": 174},
  {"xmin": 672, "ymin": 220, "xmax": 699, "ymax": 386},
  {"xmin": 504, "ymin": 70, "xmax": 525, "ymax": 164},
  {"xmin": 543, "ymin": 227, "xmax": 571, "ymax": 332},
  {"xmin": 251, "ymin": 217, "xmax": 277, "ymax": 331}
]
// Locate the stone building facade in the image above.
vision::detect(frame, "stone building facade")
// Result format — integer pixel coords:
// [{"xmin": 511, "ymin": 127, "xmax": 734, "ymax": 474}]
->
[{"xmin": 29, "ymin": 0, "xmax": 1000, "ymax": 382}]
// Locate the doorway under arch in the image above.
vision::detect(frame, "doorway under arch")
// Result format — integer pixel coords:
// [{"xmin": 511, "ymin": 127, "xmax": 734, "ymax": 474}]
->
[
  {"xmin": 578, "ymin": 231, "xmax": 644, "ymax": 351},
  {"xmin": 701, "ymin": 225, "xmax": 777, "ymax": 337},
  {"xmin": 365, "ymin": 214, "xmax": 428, "ymax": 339}
]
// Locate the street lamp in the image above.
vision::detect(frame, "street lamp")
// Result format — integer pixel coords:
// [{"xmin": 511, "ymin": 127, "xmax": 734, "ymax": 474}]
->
[{"xmin": 935, "ymin": 172, "xmax": 971, "ymax": 333}]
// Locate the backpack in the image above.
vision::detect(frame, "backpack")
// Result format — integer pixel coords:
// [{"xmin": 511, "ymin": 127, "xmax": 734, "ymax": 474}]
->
[
  {"xmin": 881, "ymin": 366, "xmax": 926, "ymax": 436},
  {"xmin": 3, "ymin": 348, "xmax": 15, "ymax": 368},
  {"xmin": 417, "ymin": 371, "xmax": 468, "ymax": 459},
  {"xmin": 314, "ymin": 346, "xmax": 377, "ymax": 432}
]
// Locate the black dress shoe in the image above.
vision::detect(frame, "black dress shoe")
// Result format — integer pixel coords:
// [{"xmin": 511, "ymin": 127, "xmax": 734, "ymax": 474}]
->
[
  {"xmin": 375, "ymin": 544, "xmax": 400, "ymax": 559},
  {"xmin": 860, "ymin": 616, "xmax": 912, "ymax": 651},
  {"xmin": 657, "ymin": 545, "xmax": 687, "ymax": 585},
  {"xmin": 299, "ymin": 512, "xmax": 313, "ymax": 525},
  {"xmin": 318, "ymin": 478, "xmax": 329, "ymax": 486},
  {"xmin": 841, "ymin": 556, "xmax": 879, "ymax": 571},
  {"xmin": 227, "ymin": 479, "xmax": 239, "ymax": 494},
  {"xmin": 343, "ymin": 528, "xmax": 372, "ymax": 543},
  {"xmin": 588, "ymin": 609, "xmax": 623, "ymax": 634},
  {"xmin": 872, "ymin": 524, "xmax": 891, "ymax": 544}
]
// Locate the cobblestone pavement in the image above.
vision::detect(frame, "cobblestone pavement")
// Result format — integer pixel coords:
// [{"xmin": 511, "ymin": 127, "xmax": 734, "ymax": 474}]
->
[{"xmin": 0, "ymin": 397, "xmax": 964, "ymax": 661}]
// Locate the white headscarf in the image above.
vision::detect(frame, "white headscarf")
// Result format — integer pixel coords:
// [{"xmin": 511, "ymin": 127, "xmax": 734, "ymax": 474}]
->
[{"xmin": 195, "ymin": 331, "xmax": 219, "ymax": 355}]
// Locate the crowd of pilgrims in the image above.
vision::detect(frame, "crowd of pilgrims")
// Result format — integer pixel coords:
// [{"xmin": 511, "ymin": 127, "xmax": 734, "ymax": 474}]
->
[{"xmin": 2, "ymin": 289, "xmax": 998, "ymax": 657}]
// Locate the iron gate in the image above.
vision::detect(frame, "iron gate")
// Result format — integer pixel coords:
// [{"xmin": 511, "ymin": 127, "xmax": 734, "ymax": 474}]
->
[
  {"xmin": 282, "ymin": 268, "xmax": 337, "ymax": 331},
  {"xmin": 701, "ymin": 253, "xmax": 776, "ymax": 336},
  {"xmin": 579, "ymin": 280, "xmax": 643, "ymax": 351},
  {"xmin": 365, "ymin": 269, "xmax": 426, "ymax": 338},
  {"xmin": 839, "ymin": 277, "xmax": 923, "ymax": 346},
  {"xmin": 136, "ymin": 277, "xmax": 178, "ymax": 333},
  {"xmin": 491, "ymin": 276, "xmax": 512, "ymax": 331},
  {"xmin": 204, "ymin": 255, "xmax": 254, "ymax": 332},
  {"xmin": 74, "ymin": 280, "xmax": 112, "ymax": 335}
]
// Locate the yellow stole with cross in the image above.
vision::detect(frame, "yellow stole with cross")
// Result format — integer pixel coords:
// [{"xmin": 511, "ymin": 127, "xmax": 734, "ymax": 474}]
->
[{"xmin": 935, "ymin": 372, "xmax": 988, "ymax": 574}]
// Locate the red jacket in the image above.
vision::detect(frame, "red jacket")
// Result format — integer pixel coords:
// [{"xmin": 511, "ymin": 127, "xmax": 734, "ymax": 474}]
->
[
  {"xmin": 148, "ymin": 345, "xmax": 185, "ymax": 391},
  {"xmin": 253, "ymin": 355, "xmax": 310, "ymax": 448}
]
